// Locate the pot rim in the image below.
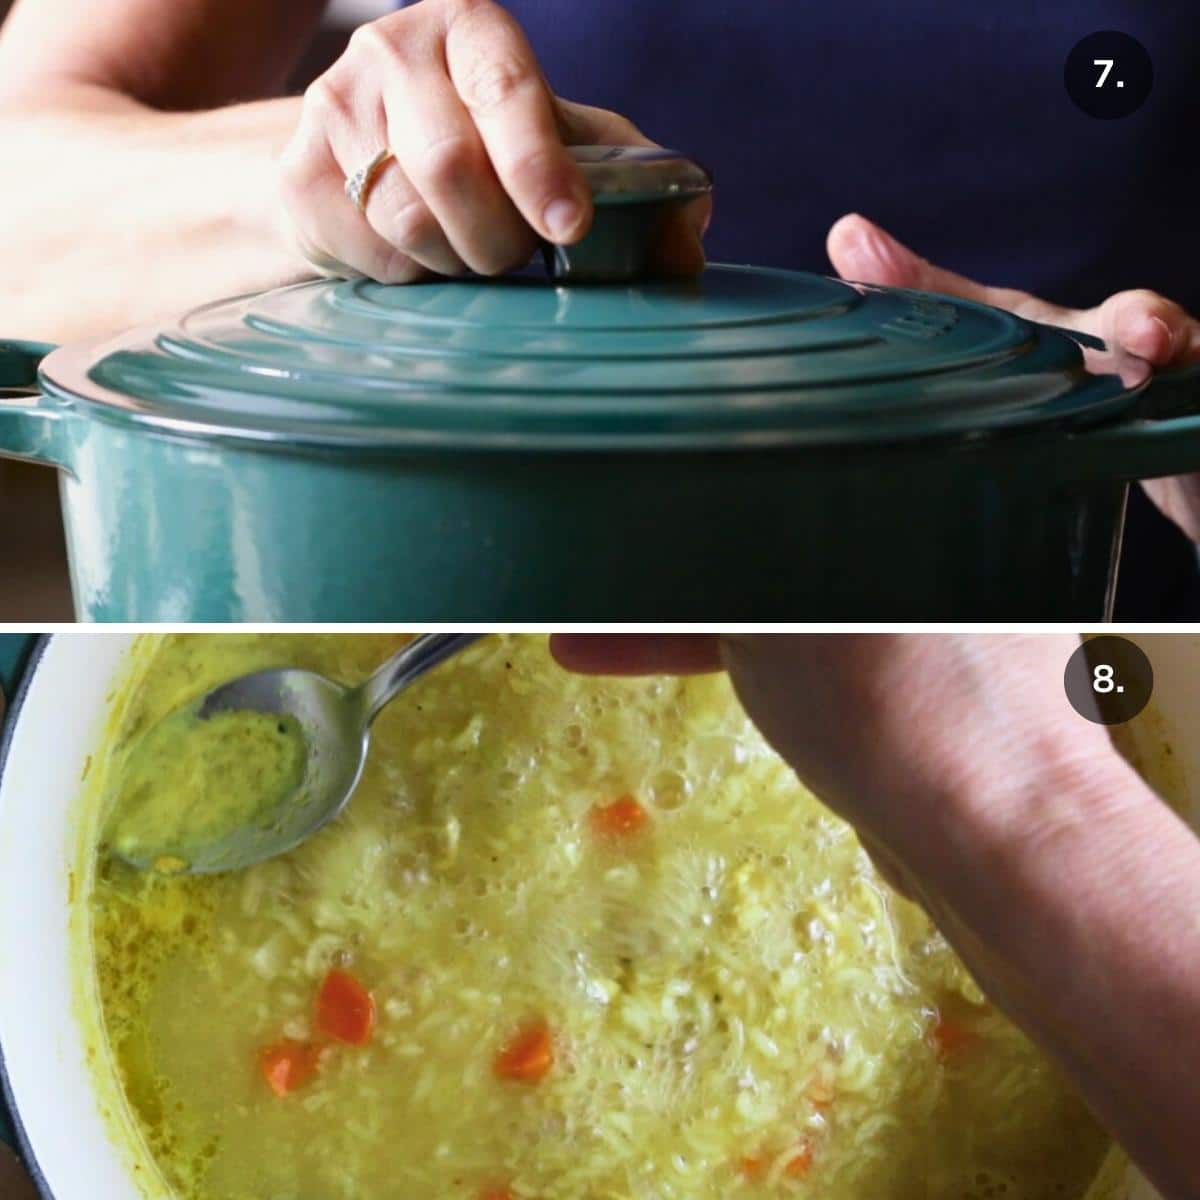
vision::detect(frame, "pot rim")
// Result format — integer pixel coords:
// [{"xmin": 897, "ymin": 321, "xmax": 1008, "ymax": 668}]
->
[
  {"xmin": 32, "ymin": 271, "xmax": 1142, "ymax": 455},
  {"xmin": 0, "ymin": 634, "xmax": 52, "ymax": 1199}
]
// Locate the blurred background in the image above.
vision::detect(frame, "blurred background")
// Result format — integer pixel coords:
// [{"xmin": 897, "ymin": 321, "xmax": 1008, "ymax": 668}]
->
[{"xmin": 0, "ymin": 0, "xmax": 389, "ymax": 620}]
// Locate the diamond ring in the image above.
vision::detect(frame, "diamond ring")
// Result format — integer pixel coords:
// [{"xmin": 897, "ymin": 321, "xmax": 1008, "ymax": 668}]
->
[{"xmin": 344, "ymin": 147, "xmax": 394, "ymax": 213}]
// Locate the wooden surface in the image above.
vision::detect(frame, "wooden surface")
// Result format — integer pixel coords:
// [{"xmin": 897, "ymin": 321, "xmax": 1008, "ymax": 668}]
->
[
  {"xmin": 0, "ymin": 1143, "xmax": 38, "ymax": 1200},
  {"xmin": 0, "ymin": 461, "xmax": 73, "ymax": 621}
]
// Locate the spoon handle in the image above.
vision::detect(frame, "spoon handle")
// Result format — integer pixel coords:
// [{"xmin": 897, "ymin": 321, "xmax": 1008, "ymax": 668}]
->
[{"xmin": 357, "ymin": 634, "xmax": 485, "ymax": 725}]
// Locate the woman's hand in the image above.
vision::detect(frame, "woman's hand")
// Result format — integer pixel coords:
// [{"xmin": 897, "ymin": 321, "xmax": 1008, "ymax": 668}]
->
[
  {"xmin": 826, "ymin": 214, "xmax": 1200, "ymax": 539},
  {"xmin": 550, "ymin": 633, "xmax": 1200, "ymax": 1197},
  {"xmin": 548, "ymin": 633, "xmax": 1119, "ymax": 896},
  {"xmin": 279, "ymin": 0, "xmax": 706, "ymax": 284}
]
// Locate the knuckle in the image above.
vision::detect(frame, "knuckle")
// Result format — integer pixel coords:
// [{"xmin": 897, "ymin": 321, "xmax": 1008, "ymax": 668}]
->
[
  {"xmin": 440, "ymin": 0, "xmax": 491, "ymax": 20},
  {"xmin": 460, "ymin": 222, "xmax": 532, "ymax": 274},
  {"xmin": 469, "ymin": 233, "xmax": 534, "ymax": 277},
  {"xmin": 419, "ymin": 132, "xmax": 480, "ymax": 189},
  {"xmin": 348, "ymin": 20, "xmax": 402, "ymax": 65},
  {"xmin": 303, "ymin": 75, "xmax": 349, "ymax": 121},
  {"xmin": 1128, "ymin": 288, "xmax": 1167, "ymax": 310},
  {"xmin": 389, "ymin": 197, "xmax": 440, "ymax": 251},
  {"xmin": 1108, "ymin": 288, "xmax": 1163, "ymax": 314},
  {"xmin": 503, "ymin": 143, "xmax": 569, "ymax": 197},
  {"xmin": 278, "ymin": 145, "xmax": 322, "ymax": 206},
  {"xmin": 608, "ymin": 113, "xmax": 646, "ymax": 143},
  {"xmin": 456, "ymin": 52, "xmax": 532, "ymax": 113}
]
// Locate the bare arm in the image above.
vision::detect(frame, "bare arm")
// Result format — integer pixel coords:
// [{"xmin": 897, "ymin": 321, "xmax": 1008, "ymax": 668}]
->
[
  {"xmin": 553, "ymin": 634, "xmax": 1200, "ymax": 1198},
  {"xmin": 0, "ymin": 0, "xmax": 699, "ymax": 346},
  {"xmin": 0, "ymin": 0, "xmax": 325, "ymax": 341}
]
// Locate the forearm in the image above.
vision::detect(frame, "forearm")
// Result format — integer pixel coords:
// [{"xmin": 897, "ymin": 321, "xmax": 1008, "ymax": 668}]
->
[
  {"xmin": 0, "ymin": 85, "xmax": 307, "ymax": 342},
  {"xmin": 907, "ymin": 747, "xmax": 1200, "ymax": 1198}
]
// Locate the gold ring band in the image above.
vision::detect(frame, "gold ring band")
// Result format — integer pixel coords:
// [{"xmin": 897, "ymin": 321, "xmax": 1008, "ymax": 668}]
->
[{"xmin": 344, "ymin": 147, "xmax": 394, "ymax": 213}]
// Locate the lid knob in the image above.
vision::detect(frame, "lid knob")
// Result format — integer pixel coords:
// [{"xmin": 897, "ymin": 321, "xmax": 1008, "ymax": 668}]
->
[{"xmin": 540, "ymin": 145, "xmax": 711, "ymax": 283}]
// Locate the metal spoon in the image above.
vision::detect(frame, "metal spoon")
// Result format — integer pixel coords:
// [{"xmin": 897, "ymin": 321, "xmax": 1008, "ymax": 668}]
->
[{"xmin": 112, "ymin": 633, "xmax": 484, "ymax": 875}]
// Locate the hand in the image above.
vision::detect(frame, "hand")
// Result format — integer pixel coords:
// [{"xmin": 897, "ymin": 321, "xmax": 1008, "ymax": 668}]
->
[
  {"xmin": 279, "ymin": 0, "xmax": 707, "ymax": 284},
  {"xmin": 826, "ymin": 214, "xmax": 1200, "ymax": 539},
  {"xmin": 551, "ymin": 633, "xmax": 1200, "ymax": 1197},
  {"xmin": 548, "ymin": 633, "xmax": 1120, "ymax": 899}
]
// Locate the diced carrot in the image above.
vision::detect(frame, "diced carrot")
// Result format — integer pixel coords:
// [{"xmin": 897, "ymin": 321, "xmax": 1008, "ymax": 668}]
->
[
  {"xmin": 740, "ymin": 1143, "xmax": 813, "ymax": 1182},
  {"xmin": 478, "ymin": 1189, "xmax": 515, "ymax": 1200},
  {"xmin": 740, "ymin": 1155, "xmax": 765, "ymax": 1179},
  {"xmin": 259, "ymin": 1039, "xmax": 319, "ymax": 1097},
  {"xmin": 932, "ymin": 1016, "xmax": 978, "ymax": 1058},
  {"xmin": 315, "ymin": 968, "xmax": 376, "ymax": 1046},
  {"xmin": 494, "ymin": 1021, "xmax": 554, "ymax": 1083},
  {"xmin": 784, "ymin": 1143, "xmax": 814, "ymax": 1178},
  {"xmin": 589, "ymin": 795, "xmax": 648, "ymax": 837}
]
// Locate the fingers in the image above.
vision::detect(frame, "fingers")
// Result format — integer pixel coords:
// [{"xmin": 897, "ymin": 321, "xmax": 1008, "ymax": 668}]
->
[
  {"xmin": 282, "ymin": 0, "xmax": 583, "ymax": 281},
  {"xmin": 549, "ymin": 634, "xmax": 724, "ymax": 676},
  {"xmin": 553, "ymin": 97, "xmax": 656, "ymax": 148},
  {"xmin": 366, "ymin": 18, "xmax": 533, "ymax": 274},
  {"xmin": 647, "ymin": 196, "xmax": 710, "ymax": 277},
  {"xmin": 300, "ymin": 30, "xmax": 468, "ymax": 278},
  {"xmin": 281, "ymin": 0, "xmax": 695, "ymax": 285},
  {"xmin": 280, "ymin": 125, "xmax": 429, "ymax": 283},
  {"xmin": 826, "ymin": 213, "xmax": 1072, "ymax": 326},
  {"xmin": 827, "ymin": 214, "xmax": 1200, "ymax": 372},
  {"xmin": 1091, "ymin": 289, "xmax": 1200, "ymax": 367},
  {"xmin": 445, "ymin": 1, "xmax": 591, "ymax": 245}
]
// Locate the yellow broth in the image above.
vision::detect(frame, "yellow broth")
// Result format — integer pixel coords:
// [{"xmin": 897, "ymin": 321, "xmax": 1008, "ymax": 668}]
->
[
  {"xmin": 81, "ymin": 634, "xmax": 1109, "ymax": 1199},
  {"xmin": 104, "ymin": 704, "xmax": 307, "ymax": 870}
]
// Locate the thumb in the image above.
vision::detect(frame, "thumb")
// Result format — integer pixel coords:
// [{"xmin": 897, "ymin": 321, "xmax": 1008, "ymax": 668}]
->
[{"xmin": 826, "ymin": 213, "xmax": 1071, "ymax": 327}]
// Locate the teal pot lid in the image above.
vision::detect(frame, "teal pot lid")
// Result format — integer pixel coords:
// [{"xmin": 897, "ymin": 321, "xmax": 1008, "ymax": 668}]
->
[{"xmin": 40, "ymin": 263, "xmax": 1133, "ymax": 452}]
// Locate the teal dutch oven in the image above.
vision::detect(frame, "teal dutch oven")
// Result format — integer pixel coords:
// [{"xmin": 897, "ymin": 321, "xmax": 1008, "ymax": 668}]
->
[
  {"xmin": 1, "ymin": 148, "xmax": 1199, "ymax": 621},
  {"xmin": 0, "ymin": 632, "xmax": 41, "ymax": 1199}
]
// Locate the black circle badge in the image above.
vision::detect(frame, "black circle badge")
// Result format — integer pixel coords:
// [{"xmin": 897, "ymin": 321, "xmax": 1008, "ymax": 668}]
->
[
  {"xmin": 1064, "ymin": 636, "xmax": 1153, "ymax": 725},
  {"xmin": 1065, "ymin": 31, "xmax": 1153, "ymax": 119}
]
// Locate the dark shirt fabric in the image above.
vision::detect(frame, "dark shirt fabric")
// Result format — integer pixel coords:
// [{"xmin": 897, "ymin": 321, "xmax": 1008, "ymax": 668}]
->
[{"xmin": 404, "ymin": 2, "xmax": 1200, "ymax": 616}]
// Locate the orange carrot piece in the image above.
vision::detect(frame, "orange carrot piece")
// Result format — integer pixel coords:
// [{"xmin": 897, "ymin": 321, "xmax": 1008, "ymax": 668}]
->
[
  {"xmin": 315, "ymin": 968, "xmax": 376, "ymax": 1046},
  {"xmin": 589, "ymin": 795, "xmax": 649, "ymax": 837},
  {"xmin": 478, "ymin": 1189, "xmax": 515, "ymax": 1200},
  {"xmin": 259, "ymin": 1039, "xmax": 319, "ymax": 1097},
  {"xmin": 784, "ymin": 1143, "xmax": 814, "ymax": 1178},
  {"xmin": 740, "ymin": 1155, "xmax": 765, "ymax": 1179},
  {"xmin": 494, "ymin": 1021, "xmax": 554, "ymax": 1083}
]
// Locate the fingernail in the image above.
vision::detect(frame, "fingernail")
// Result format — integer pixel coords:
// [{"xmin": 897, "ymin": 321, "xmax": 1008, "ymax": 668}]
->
[
  {"xmin": 838, "ymin": 218, "xmax": 906, "ymax": 281},
  {"xmin": 864, "ymin": 226, "xmax": 910, "ymax": 272},
  {"xmin": 1127, "ymin": 314, "xmax": 1173, "ymax": 359},
  {"xmin": 842, "ymin": 230, "xmax": 894, "ymax": 280},
  {"xmin": 543, "ymin": 197, "xmax": 582, "ymax": 243},
  {"xmin": 836, "ymin": 233, "xmax": 873, "ymax": 279}
]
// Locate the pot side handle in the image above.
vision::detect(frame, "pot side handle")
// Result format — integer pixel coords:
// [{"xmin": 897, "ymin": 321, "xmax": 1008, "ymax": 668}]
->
[
  {"xmin": 0, "ymin": 634, "xmax": 38, "ymax": 704},
  {"xmin": 0, "ymin": 339, "xmax": 73, "ymax": 471},
  {"xmin": 1062, "ymin": 360, "xmax": 1200, "ymax": 481}
]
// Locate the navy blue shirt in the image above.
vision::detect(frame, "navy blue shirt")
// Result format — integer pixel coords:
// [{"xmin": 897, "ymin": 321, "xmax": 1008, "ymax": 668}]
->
[{"xmin": 405, "ymin": 2, "xmax": 1200, "ymax": 614}]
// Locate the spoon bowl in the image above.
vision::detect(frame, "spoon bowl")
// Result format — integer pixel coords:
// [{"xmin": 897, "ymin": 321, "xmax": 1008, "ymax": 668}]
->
[{"xmin": 108, "ymin": 633, "xmax": 483, "ymax": 874}]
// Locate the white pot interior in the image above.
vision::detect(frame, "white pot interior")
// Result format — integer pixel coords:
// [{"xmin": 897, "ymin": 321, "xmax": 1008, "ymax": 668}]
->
[
  {"xmin": 0, "ymin": 633, "xmax": 143, "ymax": 1200},
  {"xmin": 0, "ymin": 632, "xmax": 1195, "ymax": 1200}
]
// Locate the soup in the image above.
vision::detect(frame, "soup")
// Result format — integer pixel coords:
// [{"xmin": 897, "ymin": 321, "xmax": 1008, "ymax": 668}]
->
[{"xmin": 78, "ymin": 634, "xmax": 1109, "ymax": 1199}]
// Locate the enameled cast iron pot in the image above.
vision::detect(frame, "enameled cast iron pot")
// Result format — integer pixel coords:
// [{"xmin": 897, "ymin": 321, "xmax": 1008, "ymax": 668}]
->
[
  {"xmin": 2, "ymin": 150, "xmax": 1200, "ymax": 621},
  {"xmin": 0, "ymin": 632, "xmax": 1184, "ymax": 1198}
]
